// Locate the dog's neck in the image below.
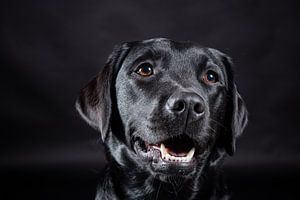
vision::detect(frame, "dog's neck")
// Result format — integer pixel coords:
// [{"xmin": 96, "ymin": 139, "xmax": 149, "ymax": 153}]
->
[{"xmin": 95, "ymin": 149, "xmax": 228, "ymax": 200}]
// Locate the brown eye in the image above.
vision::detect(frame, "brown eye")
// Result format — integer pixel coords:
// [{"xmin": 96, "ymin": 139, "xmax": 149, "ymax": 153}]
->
[
  {"xmin": 203, "ymin": 70, "xmax": 219, "ymax": 84},
  {"xmin": 135, "ymin": 63, "xmax": 154, "ymax": 77}
]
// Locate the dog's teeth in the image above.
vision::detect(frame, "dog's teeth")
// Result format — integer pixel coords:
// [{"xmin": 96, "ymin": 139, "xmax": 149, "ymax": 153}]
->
[
  {"xmin": 186, "ymin": 147, "xmax": 195, "ymax": 162},
  {"xmin": 159, "ymin": 143, "xmax": 195, "ymax": 163},
  {"xmin": 160, "ymin": 143, "xmax": 166, "ymax": 158},
  {"xmin": 159, "ymin": 146, "xmax": 195, "ymax": 163}
]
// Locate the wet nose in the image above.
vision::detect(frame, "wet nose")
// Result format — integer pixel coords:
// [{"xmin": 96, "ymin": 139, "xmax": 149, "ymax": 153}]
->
[{"xmin": 166, "ymin": 92, "xmax": 205, "ymax": 121}]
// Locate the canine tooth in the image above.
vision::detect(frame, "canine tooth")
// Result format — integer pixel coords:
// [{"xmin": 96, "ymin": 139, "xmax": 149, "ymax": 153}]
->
[
  {"xmin": 160, "ymin": 143, "xmax": 166, "ymax": 158},
  {"xmin": 186, "ymin": 147, "xmax": 195, "ymax": 162}
]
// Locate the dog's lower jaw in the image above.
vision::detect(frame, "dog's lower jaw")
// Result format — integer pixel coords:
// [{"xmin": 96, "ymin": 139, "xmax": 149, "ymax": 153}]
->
[{"xmin": 95, "ymin": 155, "xmax": 230, "ymax": 200}]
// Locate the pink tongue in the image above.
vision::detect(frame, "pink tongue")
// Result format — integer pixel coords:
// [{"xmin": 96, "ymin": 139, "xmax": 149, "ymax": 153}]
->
[{"xmin": 166, "ymin": 147, "xmax": 188, "ymax": 157}]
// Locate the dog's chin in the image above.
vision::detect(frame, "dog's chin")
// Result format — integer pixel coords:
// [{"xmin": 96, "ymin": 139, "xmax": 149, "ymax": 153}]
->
[{"xmin": 132, "ymin": 134, "xmax": 208, "ymax": 177}]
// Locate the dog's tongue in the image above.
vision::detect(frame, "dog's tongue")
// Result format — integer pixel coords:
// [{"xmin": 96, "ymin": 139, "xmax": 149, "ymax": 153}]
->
[
  {"xmin": 165, "ymin": 147, "xmax": 189, "ymax": 157},
  {"xmin": 164, "ymin": 143, "xmax": 192, "ymax": 157}
]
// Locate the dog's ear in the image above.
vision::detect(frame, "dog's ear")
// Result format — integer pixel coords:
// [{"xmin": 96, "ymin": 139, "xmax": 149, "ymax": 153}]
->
[
  {"xmin": 75, "ymin": 43, "xmax": 132, "ymax": 141},
  {"xmin": 221, "ymin": 55, "xmax": 248, "ymax": 156},
  {"xmin": 207, "ymin": 49, "xmax": 248, "ymax": 156},
  {"xmin": 224, "ymin": 83, "xmax": 248, "ymax": 156}
]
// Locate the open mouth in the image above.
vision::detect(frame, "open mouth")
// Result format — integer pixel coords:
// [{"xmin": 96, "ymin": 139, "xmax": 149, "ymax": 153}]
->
[{"xmin": 133, "ymin": 134, "xmax": 197, "ymax": 164}]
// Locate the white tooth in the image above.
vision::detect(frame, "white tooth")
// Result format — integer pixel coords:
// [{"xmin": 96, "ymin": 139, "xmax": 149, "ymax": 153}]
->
[
  {"xmin": 160, "ymin": 143, "xmax": 166, "ymax": 158},
  {"xmin": 172, "ymin": 155, "xmax": 180, "ymax": 162},
  {"xmin": 160, "ymin": 145, "xmax": 195, "ymax": 163},
  {"xmin": 185, "ymin": 147, "xmax": 195, "ymax": 162}
]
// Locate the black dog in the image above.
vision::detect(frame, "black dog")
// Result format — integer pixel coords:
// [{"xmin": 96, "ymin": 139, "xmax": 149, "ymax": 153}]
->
[{"xmin": 76, "ymin": 38, "xmax": 248, "ymax": 200}]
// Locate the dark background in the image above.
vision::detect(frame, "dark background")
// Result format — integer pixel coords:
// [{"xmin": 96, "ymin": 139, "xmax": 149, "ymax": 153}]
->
[{"xmin": 1, "ymin": 0, "xmax": 300, "ymax": 199}]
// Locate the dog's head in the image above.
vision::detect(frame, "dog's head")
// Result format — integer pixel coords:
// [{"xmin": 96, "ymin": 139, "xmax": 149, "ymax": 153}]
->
[{"xmin": 76, "ymin": 38, "xmax": 248, "ymax": 179}]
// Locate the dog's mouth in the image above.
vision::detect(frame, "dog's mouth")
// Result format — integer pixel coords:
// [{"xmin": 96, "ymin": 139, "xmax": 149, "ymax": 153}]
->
[{"xmin": 133, "ymin": 134, "xmax": 199, "ymax": 164}]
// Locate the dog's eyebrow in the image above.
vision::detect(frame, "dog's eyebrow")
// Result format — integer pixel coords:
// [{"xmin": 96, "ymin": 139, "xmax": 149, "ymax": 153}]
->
[
  {"xmin": 131, "ymin": 47, "xmax": 164, "ymax": 64},
  {"xmin": 196, "ymin": 55, "xmax": 209, "ymax": 66},
  {"xmin": 203, "ymin": 48, "xmax": 224, "ymax": 69}
]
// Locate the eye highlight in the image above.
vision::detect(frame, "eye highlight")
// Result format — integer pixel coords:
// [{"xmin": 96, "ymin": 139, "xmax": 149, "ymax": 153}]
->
[
  {"xmin": 135, "ymin": 63, "xmax": 154, "ymax": 77},
  {"xmin": 202, "ymin": 70, "xmax": 219, "ymax": 84}
]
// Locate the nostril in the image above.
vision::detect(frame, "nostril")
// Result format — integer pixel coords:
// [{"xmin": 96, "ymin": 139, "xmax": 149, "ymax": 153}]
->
[
  {"xmin": 172, "ymin": 100, "xmax": 185, "ymax": 112},
  {"xmin": 194, "ymin": 103, "xmax": 204, "ymax": 114}
]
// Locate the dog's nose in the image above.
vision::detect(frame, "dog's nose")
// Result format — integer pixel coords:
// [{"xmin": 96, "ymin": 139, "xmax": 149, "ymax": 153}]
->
[{"xmin": 166, "ymin": 92, "xmax": 205, "ymax": 121}]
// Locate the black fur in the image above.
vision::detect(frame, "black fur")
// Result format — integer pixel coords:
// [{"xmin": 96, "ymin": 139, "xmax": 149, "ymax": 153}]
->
[{"xmin": 76, "ymin": 38, "xmax": 248, "ymax": 200}]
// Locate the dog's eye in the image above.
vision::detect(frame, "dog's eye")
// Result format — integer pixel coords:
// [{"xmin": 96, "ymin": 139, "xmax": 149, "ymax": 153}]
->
[
  {"xmin": 135, "ymin": 63, "xmax": 154, "ymax": 77},
  {"xmin": 203, "ymin": 70, "xmax": 219, "ymax": 84}
]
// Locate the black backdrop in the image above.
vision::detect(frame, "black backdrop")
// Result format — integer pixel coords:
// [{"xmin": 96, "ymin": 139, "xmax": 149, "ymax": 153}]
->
[{"xmin": 1, "ymin": 0, "xmax": 300, "ymax": 199}]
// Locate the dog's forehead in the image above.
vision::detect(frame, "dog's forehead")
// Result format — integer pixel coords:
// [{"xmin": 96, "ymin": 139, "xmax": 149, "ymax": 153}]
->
[
  {"xmin": 125, "ymin": 38, "xmax": 208, "ymax": 64},
  {"xmin": 140, "ymin": 38, "xmax": 196, "ymax": 51}
]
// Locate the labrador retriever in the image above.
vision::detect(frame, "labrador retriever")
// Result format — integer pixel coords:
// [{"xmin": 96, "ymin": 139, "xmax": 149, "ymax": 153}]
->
[{"xmin": 76, "ymin": 38, "xmax": 248, "ymax": 200}]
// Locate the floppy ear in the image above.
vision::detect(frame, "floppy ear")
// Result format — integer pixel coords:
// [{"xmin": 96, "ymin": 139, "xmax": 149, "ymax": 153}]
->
[
  {"xmin": 223, "ymin": 84, "xmax": 248, "ymax": 156},
  {"xmin": 207, "ymin": 48, "xmax": 248, "ymax": 156},
  {"xmin": 75, "ymin": 43, "xmax": 132, "ymax": 141},
  {"xmin": 221, "ymin": 55, "xmax": 248, "ymax": 156}
]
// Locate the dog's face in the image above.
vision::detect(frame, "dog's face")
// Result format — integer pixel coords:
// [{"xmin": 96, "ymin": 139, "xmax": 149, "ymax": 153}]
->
[{"xmin": 76, "ymin": 38, "xmax": 248, "ymax": 180}]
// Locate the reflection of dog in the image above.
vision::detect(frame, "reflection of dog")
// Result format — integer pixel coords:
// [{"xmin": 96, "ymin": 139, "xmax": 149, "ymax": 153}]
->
[{"xmin": 76, "ymin": 38, "xmax": 248, "ymax": 200}]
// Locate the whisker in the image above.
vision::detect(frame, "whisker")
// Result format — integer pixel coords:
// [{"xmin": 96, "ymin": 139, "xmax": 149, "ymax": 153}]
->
[
  {"xmin": 207, "ymin": 125, "xmax": 217, "ymax": 133},
  {"xmin": 209, "ymin": 117, "xmax": 225, "ymax": 129}
]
